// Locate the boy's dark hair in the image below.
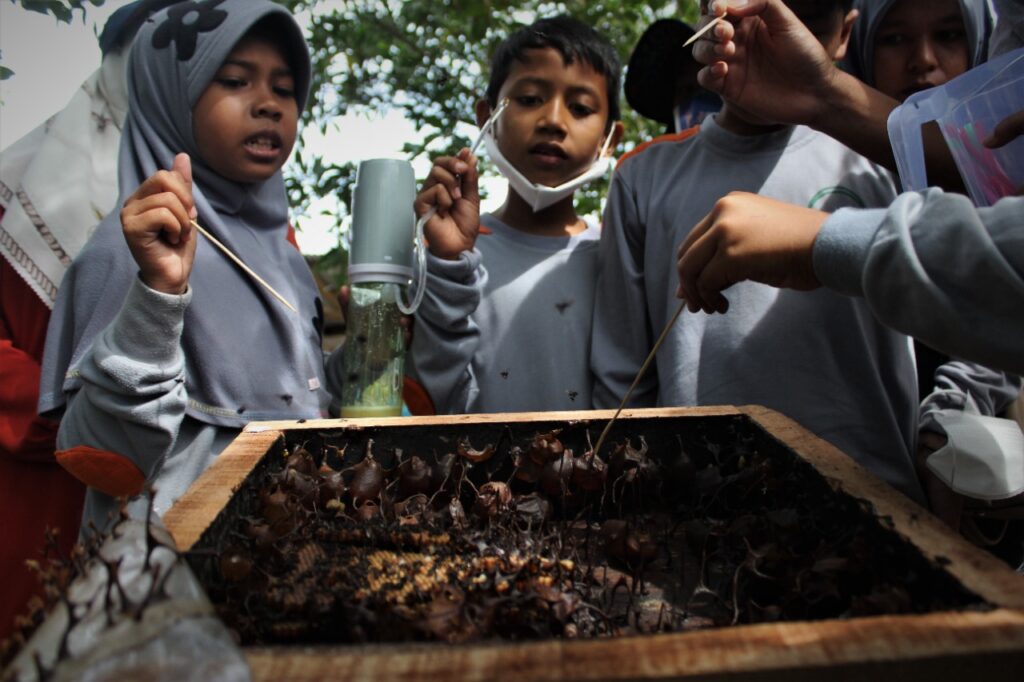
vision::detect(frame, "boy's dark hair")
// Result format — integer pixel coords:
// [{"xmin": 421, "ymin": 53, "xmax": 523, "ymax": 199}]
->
[
  {"xmin": 784, "ymin": 0, "xmax": 854, "ymax": 11},
  {"xmin": 486, "ymin": 15, "xmax": 622, "ymax": 129},
  {"xmin": 782, "ymin": 0, "xmax": 854, "ymax": 42}
]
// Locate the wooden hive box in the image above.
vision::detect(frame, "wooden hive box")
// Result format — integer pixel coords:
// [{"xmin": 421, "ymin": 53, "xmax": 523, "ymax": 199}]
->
[{"xmin": 164, "ymin": 406, "xmax": 1024, "ymax": 681}]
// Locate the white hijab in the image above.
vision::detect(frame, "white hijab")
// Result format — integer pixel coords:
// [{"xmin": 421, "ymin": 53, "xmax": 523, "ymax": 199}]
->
[{"xmin": 0, "ymin": 50, "xmax": 129, "ymax": 308}]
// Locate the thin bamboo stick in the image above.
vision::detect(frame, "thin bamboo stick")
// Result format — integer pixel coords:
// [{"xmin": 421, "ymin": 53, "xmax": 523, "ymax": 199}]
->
[
  {"xmin": 592, "ymin": 299, "xmax": 686, "ymax": 456},
  {"xmin": 684, "ymin": 15, "xmax": 725, "ymax": 47},
  {"xmin": 190, "ymin": 219, "xmax": 298, "ymax": 313}
]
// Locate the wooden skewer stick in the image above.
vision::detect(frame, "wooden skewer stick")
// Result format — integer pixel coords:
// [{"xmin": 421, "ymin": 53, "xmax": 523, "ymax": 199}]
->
[
  {"xmin": 190, "ymin": 219, "xmax": 298, "ymax": 313},
  {"xmin": 683, "ymin": 15, "xmax": 725, "ymax": 47},
  {"xmin": 591, "ymin": 298, "xmax": 687, "ymax": 457},
  {"xmin": 418, "ymin": 97, "xmax": 511, "ymax": 230}
]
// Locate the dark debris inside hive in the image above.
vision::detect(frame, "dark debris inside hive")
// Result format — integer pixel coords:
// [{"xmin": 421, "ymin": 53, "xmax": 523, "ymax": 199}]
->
[{"xmin": 185, "ymin": 415, "xmax": 989, "ymax": 645}]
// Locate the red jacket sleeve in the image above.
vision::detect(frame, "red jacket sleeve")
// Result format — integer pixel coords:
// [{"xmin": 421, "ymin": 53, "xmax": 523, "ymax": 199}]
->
[{"xmin": 0, "ymin": 235, "xmax": 59, "ymax": 463}]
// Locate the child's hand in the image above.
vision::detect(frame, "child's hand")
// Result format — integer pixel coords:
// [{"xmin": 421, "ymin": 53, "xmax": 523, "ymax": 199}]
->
[
  {"xmin": 120, "ymin": 153, "xmax": 198, "ymax": 295},
  {"xmin": 984, "ymin": 110, "xmax": 1024, "ymax": 196},
  {"xmin": 414, "ymin": 148, "xmax": 480, "ymax": 260},
  {"xmin": 983, "ymin": 109, "xmax": 1024, "ymax": 150},
  {"xmin": 675, "ymin": 192, "xmax": 823, "ymax": 314},
  {"xmin": 692, "ymin": 0, "xmax": 839, "ymax": 128}
]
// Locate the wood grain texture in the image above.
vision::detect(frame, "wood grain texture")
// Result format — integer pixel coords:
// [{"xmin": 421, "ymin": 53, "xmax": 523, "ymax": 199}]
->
[
  {"xmin": 741, "ymin": 405, "xmax": 1024, "ymax": 608},
  {"xmin": 163, "ymin": 429, "xmax": 283, "ymax": 551},
  {"xmin": 244, "ymin": 609, "xmax": 1024, "ymax": 681},
  {"xmin": 238, "ymin": 405, "xmax": 745, "ymax": 434},
  {"xmin": 163, "ymin": 406, "xmax": 1024, "ymax": 681}
]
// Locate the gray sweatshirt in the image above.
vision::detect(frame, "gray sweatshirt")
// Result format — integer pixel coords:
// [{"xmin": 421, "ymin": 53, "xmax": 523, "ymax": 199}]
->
[
  {"xmin": 815, "ymin": 190, "xmax": 1024, "ymax": 376},
  {"xmin": 592, "ymin": 116, "xmax": 924, "ymax": 501},
  {"xmin": 409, "ymin": 213, "xmax": 599, "ymax": 413},
  {"xmin": 54, "ymin": 277, "xmax": 347, "ymax": 533},
  {"xmin": 989, "ymin": 0, "xmax": 1024, "ymax": 57}
]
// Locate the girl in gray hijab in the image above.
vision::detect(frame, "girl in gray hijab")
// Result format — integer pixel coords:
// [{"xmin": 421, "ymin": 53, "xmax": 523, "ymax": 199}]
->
[
  {"xmin": 39, "ymin": 0, "xmax": 339, "ymax": 532},
  {"xmin": 845, "ymin": 0, "xmax": 992, "ymax": 93},
  {"xmin": 843, "ymin": 0, "xmax": 1023, "ymax": 529}
]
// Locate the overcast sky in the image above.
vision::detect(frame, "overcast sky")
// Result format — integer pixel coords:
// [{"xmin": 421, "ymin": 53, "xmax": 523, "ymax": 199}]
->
[{"xmin": 0, "ymin": 1, "xmax": 504, "ymax": 255}]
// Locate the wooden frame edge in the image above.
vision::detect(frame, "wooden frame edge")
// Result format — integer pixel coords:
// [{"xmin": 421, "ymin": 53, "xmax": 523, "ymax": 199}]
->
[
  {"xmin": 164, "ymin": 429, "xmax": 284, "ymax": 551},
  {"xmin": 740, "ymin": 404, "xmax": 1024, "ymax": 608},
  {"xmin": 244, "ymin": 608, "xmax": 1024, "ymax": 681}
]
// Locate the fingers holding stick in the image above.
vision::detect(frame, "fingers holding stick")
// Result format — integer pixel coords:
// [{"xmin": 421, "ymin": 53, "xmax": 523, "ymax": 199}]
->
[
  {"xmin": 415, "ymin": 149, "xmax": 481, "ymax": 260},
  {"xmin": 121, "ymin": 153, "xmax": 197, "ymax": 294},
  {"xmin": 676, "ymin": 205, "xmax": 731, "ymax": 314}
]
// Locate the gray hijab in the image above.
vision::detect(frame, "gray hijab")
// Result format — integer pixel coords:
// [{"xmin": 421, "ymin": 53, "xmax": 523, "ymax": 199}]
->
[
  {"xmin": 40, "ymin": 0, "xmax": 328, "ymax": 427},
  {"xmin": 845, "ymin": 0, "xmax": 993, "ymax": 86}
]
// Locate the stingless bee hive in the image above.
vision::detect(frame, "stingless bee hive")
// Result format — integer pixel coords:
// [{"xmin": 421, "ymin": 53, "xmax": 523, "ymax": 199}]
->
[{"xmin": 165, "ymin": 406, "xmax": 1024, "ymax": 681}]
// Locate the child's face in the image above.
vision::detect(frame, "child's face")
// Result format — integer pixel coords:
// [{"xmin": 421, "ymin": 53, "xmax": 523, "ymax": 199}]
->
[
  {"xmin": 481, "ymin": 47, "xmax": 614, "ymax": 188},
  {"xmin": 192, "ymin": 34, "xmax": 298, "ymax": 184},
  {"xmin": 872, "ymin": 0, "xmax": 969, "ymax": 102}
]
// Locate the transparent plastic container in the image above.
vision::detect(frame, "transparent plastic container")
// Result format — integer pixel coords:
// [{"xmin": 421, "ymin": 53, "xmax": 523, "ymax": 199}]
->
[
  {"xmin": 340, "ymin": 282, "xmax": 405, "ymax": 418},
  {"xmin": 888, "ymin": 48, "xmax": 1024, "ymax": 206},
  {"xmin": 341, "ymin": 158, "xmax": 416, "ymax": 419}
]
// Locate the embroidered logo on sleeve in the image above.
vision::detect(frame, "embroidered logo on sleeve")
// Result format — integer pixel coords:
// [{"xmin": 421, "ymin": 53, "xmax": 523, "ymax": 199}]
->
[{"xmin": 807, "ymin": 186, "xmax": 867, "ymax": 211}]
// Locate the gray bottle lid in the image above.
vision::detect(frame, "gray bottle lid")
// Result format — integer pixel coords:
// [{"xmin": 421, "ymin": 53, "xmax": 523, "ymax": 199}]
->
[
  {"xmin": 349, "ymin": 158, "xmax": 416, "ymax": 273},
  {"xmin": 348, "ymin": 263, "xmax": 413, "ymax": 285}
]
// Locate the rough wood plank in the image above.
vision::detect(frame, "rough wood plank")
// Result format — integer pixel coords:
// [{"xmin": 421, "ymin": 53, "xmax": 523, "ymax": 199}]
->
[
  {"xmin": 740, "ymin": 405, "xmax": 1024, "ymax": 609},
  {"xmin": 240, "ymin": 406, "xmax": 745, "ymax": 434},
  {"xmin": 163, "ymin": 429, "xmax": 283, "ymax": 551},
  {"xmin": 245, "ymin": 609, "xmax": 1024, "ymax": 681}
]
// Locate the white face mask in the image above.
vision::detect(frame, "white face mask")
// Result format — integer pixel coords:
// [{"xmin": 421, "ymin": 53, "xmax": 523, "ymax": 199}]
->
[
  {"xmin": 483, "ymin": 126, "xmax": 616, "ymax": 213},
  {"xmin": 926, "ymin": 410, "xmax": 1024, "ymax": 501}
]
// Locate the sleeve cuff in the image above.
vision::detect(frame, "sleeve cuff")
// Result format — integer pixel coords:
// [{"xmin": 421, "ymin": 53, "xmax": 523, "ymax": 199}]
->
[
  {"xmin": 56, "ymin": 445, "xmax": 146, "ymax": 497},
  {"xmin": 109, "ymin": 275, "xmax": 192, "ymax": 364},
  {"xmin": 426, "ymin": 249, "xmax": 482, "ymax": 284},
  {"xmin": 812, "ymin": 207, "xmax": 888, "ymax": 297}
]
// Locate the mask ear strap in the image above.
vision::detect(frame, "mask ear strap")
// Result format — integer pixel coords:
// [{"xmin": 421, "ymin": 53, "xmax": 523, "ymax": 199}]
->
[
  {"xmin": 472, "ymin": 97, "xmax": 510, "ymax": 150},
  {"xmin": 399, "ymin": 99, "xmax": 511, "ymax": 316},
  {"xmin": 598, "ymin": 127, "xmax": 615, "ymax": 158}
]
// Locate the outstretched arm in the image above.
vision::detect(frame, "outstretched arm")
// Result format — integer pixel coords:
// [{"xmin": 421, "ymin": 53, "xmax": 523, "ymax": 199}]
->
[
  {"xmin": 675, "ymin": 190, "xmax": 1024, "ymax": 375},
  {"xmin": 405, "ymin": 150, "xmax": 489, "ymax": 413},
  {"xmin": 692, "ymin": 0, "xmax": 962, "ymax": 189},
  {"xmin": 53, "ymin": 154, "xmax": 198, "ymax": 500}
]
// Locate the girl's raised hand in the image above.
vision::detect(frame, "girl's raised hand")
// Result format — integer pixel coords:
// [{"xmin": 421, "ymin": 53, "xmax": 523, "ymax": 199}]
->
[
  {"xmin": 414, "ymin": 148, "xmax": 480, "ymax": 260},
  {"xmin": 120, "ymin": 153, "xmax": 198, "ymax": 295}
]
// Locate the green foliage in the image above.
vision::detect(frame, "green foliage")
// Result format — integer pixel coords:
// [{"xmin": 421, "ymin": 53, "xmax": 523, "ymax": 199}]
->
[
  {"xmin": 278, "ymin": 0, "xmax": 700, "ymax": 284},
  {"xmin": 9, "ymin": 0, "xmax": 103, "ymax": 23},
  {"xmin": 1, "ymin": 0, "xmax": 105, "ymax": 79}
]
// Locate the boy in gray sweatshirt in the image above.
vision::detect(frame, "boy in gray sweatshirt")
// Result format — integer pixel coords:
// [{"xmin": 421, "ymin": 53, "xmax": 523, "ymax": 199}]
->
[
  {"xmin": 591, "ymin": 0, "xmax": 925, "ymax": 501},
  {"xmin": 409, "ymin": 16, "xmax": 623, "ymax": 413}
]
